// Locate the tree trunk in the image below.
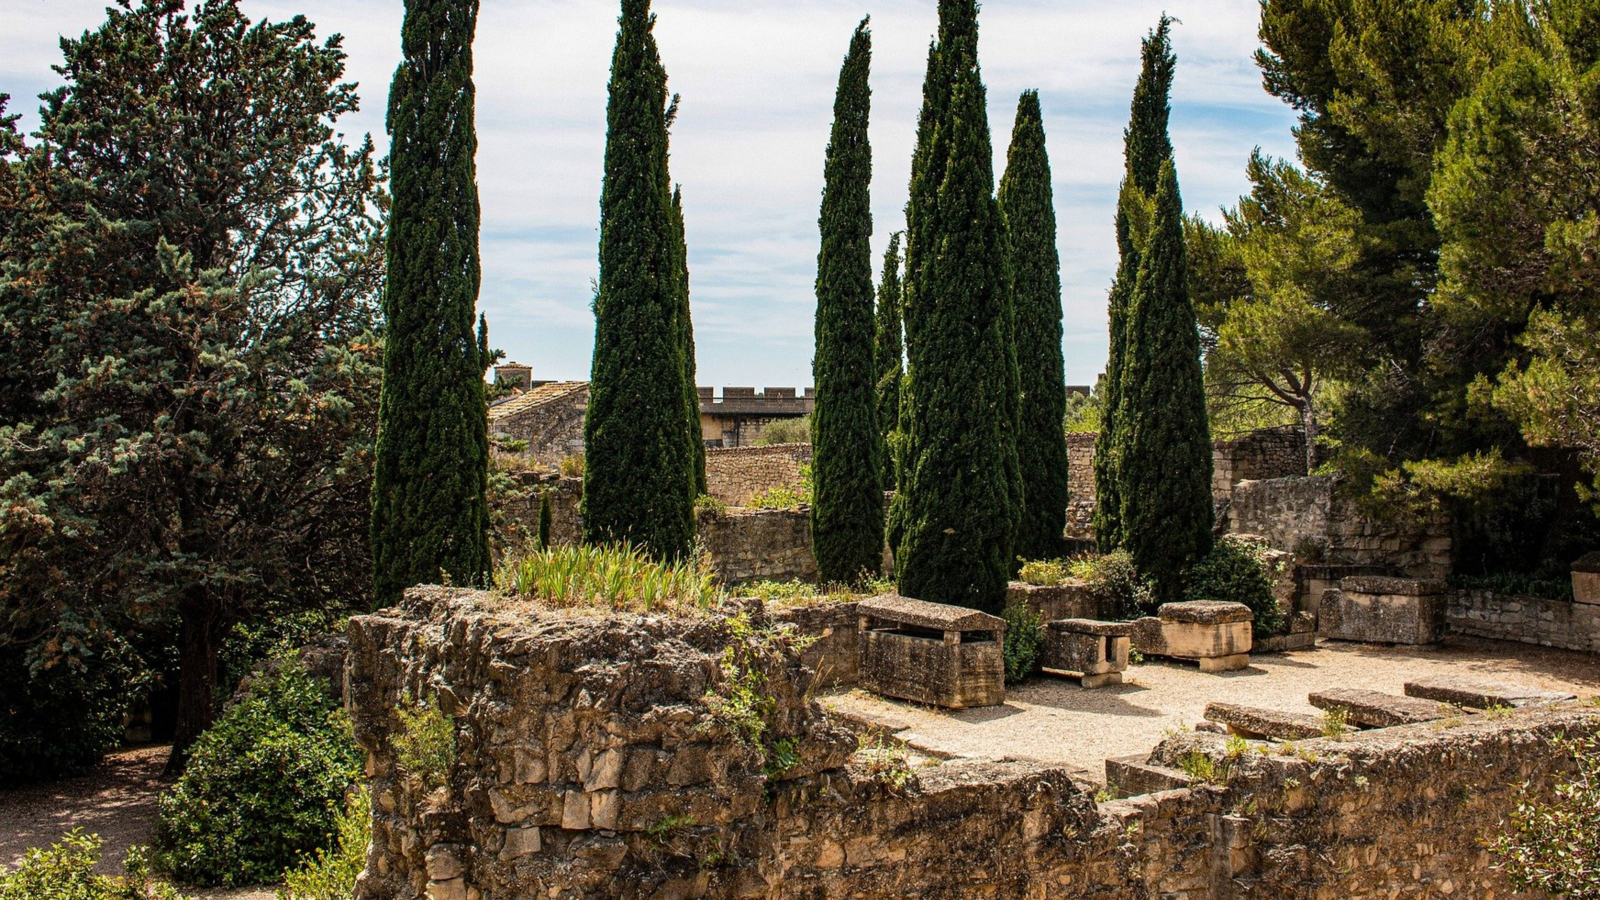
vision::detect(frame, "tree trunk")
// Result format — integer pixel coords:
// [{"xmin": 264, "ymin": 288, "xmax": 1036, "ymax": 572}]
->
[
  {"xmin": 165, "ymin": 592, "xmax": 227, "ymax": 776},
  {"xmin": 1301, "ymin": 397, "xmax": 1319, "ymax": 476}
]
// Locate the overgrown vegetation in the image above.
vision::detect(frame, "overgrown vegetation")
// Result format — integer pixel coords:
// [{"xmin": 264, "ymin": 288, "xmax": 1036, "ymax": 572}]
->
[
  {"xmin": 1072, "ymin": 552, "xmax": 1156, "ymax": 619},
  {"xmin": 1001, "ymin": 601, "xmax": 1044, "ymax": 684},
  {"xmin": 754, "ymin": 416, "xmax": 811, "ymax": 446},
  {"xmin": 1184, "ymin": 536, "xmax": 1285, "ymax": 638},
  {"xmin": 1489, "ymin": 732, "xmax": 1600, "ymax": 898},
  {"xmin": 393, "ymin": 698, "xmax": 456, "ymax": 793},
  {"xmin": 278, "ymin": 788, "xmax": 371, "ymax": 900},
  {"xmin": 704, "ymin": 613, "xmax": 813, "ymax": 771},
  {"xmin": 747, "ymin": 465, "xmax": 814, "ymax": 509},
  {"xmin": 854, "ymin": 733, "xmax": 915, "ymax": 790},
  {"xmin": 0, "ymin": 832, "xmax": 188, "ymax": 900},
  {"xmin": 738, "ymin": 577, "xmax": 893, "ymax": 608},
  {"xmin": 497, "ymin": 542, "xmax": 720, "ymax": 614},
  {"xmin": 152, "ymin": 660, "xmax": 361, "ymax": 887},
  {"xmin": 0, "ymin": 635, "xmax": 146, "ymax": 787}
]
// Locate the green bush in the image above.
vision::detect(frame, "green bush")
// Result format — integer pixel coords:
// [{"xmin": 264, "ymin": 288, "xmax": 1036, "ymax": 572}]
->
[
  {"xmin": 1184, "ymin": 536, "xmax": 1284, "ymax": 638},
  {"xmin": 278, "ymin": 787, "xmax": 370, "ymax": 900},
  {"xmin": 1002, "ymin": 602, "xmax": 1044, "ymax": 684},
  {"xmin": 0, "ymin": 633, "xmax": 144, "ymax": 787},
  {"xmin": 152, "ymin": 658, "xmax": 361, "ymax": 887},
  {"xmin": 1071, "ymin": 551, "xmax": 1155, "ymax": 619},
  {"xmin": 1489, "ymin": 733, "xmax": 1600, "ymax": 898},
  {"xmin": 1017, "ymin": 559, "xmax": 1072, "ymax": 586},
  {"xmin": 0, "ymin": 830, "xmax": 188, "ymax": 900},
  {"xmin": 393, "ymin": 699, "xmax": 456, "ymax": 792}
]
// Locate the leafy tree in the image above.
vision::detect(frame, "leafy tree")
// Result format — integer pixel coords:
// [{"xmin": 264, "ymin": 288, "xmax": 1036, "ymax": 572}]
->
[
  {"xmin": 583, "ymin": 0, "xmax": 697, "ymax": 560},
  {"xmin": 1096, "ymin": 17, "xmax": 1175, "ymax": 551},
  {"xmin": 1000, "ymin": 90, "xmax": 1069, "ymax": 561},
  {"xmin": 372, "ymin": 0, "xmax": 491, "ymax": 603},
  {"xmin": 893, "ymin": 0, "xmax": 1019, "ymax": 614},
  {"xmin": 811, "ymin": 19, "xmax": 883, "ymax": 585},
  {"xmin": 0, "ymin": 0, "xmax": 385, "ymax": 770},
  {"xmin": 874, "ymin": 232, "xmax": 904, "ymax": 492},
  {"xmin": 1115, "ymin": 161, "xmax": 1213, "ymax": 600}
]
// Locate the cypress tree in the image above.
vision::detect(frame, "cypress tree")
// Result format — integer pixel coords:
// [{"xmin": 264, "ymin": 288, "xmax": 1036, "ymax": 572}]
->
[
  {"xmin": 812, "ymin": 19, "xmax": 883, "ymax": 585},
  {"xmin": 893, "ymin": 0, "xmax": 1019, "ymax": 614},
  {"xmin": 671, "ymin": 186, "xmax": 707, "ymax": 496},
  {"xmin": 999, "ymin": 90, "xmax": 1069, "ymax": 562},
  {"xmin": 1116, "ymin": 160, "xmax": 1213, "ymax": 600},
  {"xmin": 583, "ymin": 0, "xmax": 696, "ymax": 560},
  {"xmin": 538, "ymin": 492, "xmax": 553, "ymax": 550},
  {"xmin": 874, "ymin": 232, "xmax": 904, "ymax": 493},
  {"xmin": 1094, "ymin": 17, "xmax": 1176, "ymax": 551},
  {"xmin": 372, "ymin": 0, "xmax": 491, "ymax": 603}
]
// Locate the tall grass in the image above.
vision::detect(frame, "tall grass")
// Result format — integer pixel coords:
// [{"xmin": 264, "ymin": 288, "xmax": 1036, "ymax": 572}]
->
[{"xmin": 496, "ymin": 542, "xmax": 721, "ymax": 614}]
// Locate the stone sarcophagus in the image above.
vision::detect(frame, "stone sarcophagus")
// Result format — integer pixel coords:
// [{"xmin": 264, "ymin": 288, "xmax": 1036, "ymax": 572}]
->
[
  {"xmin": 1005, "ymin": 579, "xmax": 1111, "ymax": 622},
  {"xmin": 1130, "ymin": 601, "xmax": 1253, "ymax": 673},
  {"xmin": 1318, "ymin": 576, "xmax": 1448, "ymax": 645},
  {"xmin": 1574, "ymin": 552, "xmax": 1600, "ymax": 607},
  {"xmin": 857, "ymin": 595, "xmax": 1005, "ymax": 709},
  {"xmin": 1041, "ymin": 619, "xmax": 1131, "ymax": 688}
]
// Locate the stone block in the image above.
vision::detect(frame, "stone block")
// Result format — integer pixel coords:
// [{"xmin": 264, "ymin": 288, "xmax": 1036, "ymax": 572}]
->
[
  {"xmin": 1308, "ymin": 689, "xmax": 1448, "ymax": 728},
  {"xmin": 1041, "ymin": 619, "xmax": 1131, "ymax": 688},
  {"xmin": 1104, "ymin": 754, "xmax": 1191, "ymax": 798},
  {"xmin": 1318, "ymin": 578, "xmax": 1448, "ymax": 645},
  {"xmin": 426, "ymin": 845, "xmax": 465, "ymax": 881},
  {"xmin": 499, "ymin": 827, "xmax": 542, "ymax": 861},
  {"xmin": 857, "ymin": 595, "xmax": 1005, "ymax": 709},
  {"xmin": 1574, "ymin": 552, "xmax": 1600, "ymax": 606},
  {"xmin": 1130, "ymin": 602, "xmax": 1253, "ymax": 671},
  {"xmin": 1203, "ymin": 702, "xmax": 1323, "ymax": 740},
  {"xmin": 1006, "ymin": 580, "xmax": 1109, "ymax": 622},
  {"xmin": 1404, "ymin": 677, "xmax": 1576, "ymax": 710}
]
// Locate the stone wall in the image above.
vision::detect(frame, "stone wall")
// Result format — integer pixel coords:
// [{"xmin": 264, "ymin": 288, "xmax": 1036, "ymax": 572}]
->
[
  {"xmin": 1065, "ymin": 432, "xmax": 1097, "ymax": 541},
  {"xmin": 697, "ymin": 507, "xmax": 817, "ymax": 585},
  {"xmin": 487, "ymin": 384, "xmax": 588, "ymax": 469},
  {"xmin": 704, "ymin": 444, "xmax": 812, "ymax": 507},
  {"xmin": 1224, "ymin": 474, "xmax": 1453, "ymax": 579},
  {"xmin": 349, "ymin": 588, "xmax": 1598, "ymax": 900},
  {"xmin": 1449, "ymin": 589, "xmax": 1600, "ymax": 654},
  {"xmin": 491, "ymin": 473, "xmax": 582, "ymax": 551}
]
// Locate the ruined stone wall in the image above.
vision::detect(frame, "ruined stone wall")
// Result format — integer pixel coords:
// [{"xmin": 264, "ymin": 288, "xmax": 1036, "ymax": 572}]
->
[
  {"xmin": 491, "ymin": 473, "xmax": 582, "ymax": 552},
  {"xmin": 488, "ymin": 388, "xmax": 588, "ymax": 469},
  {"xmin": 349, "ymin": 589, "xmax": 1597, "ymax": 900},
  {"xmin": 1065, "ymin": 432, "xmax": 1097, "ymax": 541},
  {"xmin": 771, "ymin": 600, "xmax": 860, "ymax": 687},
  {"xmin": 697, "ymin": 508, "xmax": 817, "ymax": 585},
  {"xmin": 704, "ymin": 444, "xmax": 812, "ymax": 507},
  {"xmin": 1224, "ymin": 475, "xmax": 1453, "ymax": 579},
  {"xmin": 1449, "ymin": 589, "xmax": 1600, "ymax": 654}
]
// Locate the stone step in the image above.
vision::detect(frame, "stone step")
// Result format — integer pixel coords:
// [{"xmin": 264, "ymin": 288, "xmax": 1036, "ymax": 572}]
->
[
  {"xmin": 1203, "ymin": 702, "xmax": 1324, "ymax": 741},
  {"xmin": 1104, "ymin": 754, "xmax": 1192, "ymax": 799},
  {"xmin": 1403, "ymin": 677, "xmax": 1576, "ymax": 710},
  {"xmin": 1307, "ymin": 688, "xmax": 1449, "ymax": 728}
]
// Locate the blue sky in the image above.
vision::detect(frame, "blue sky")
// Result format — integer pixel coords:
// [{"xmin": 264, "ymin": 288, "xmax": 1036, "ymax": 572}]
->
[{"xmin": 4, "ymin": 0, "xmax": 1298, "ymax": 388}]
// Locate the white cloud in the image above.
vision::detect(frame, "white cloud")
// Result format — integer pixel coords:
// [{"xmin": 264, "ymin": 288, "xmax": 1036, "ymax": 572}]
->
[{"xmin": 3, "ymin": 0, "xmax": 1299, "ymax": 387}]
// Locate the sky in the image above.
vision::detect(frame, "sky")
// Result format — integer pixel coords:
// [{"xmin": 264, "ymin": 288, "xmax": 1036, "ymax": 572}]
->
[{"xmin": 3, "ymin": 0, "xmax": 1299, "ymax": 388}]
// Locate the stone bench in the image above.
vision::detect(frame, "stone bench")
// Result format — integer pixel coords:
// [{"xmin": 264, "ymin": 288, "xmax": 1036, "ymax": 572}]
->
[
  {"xmin": 1318, "ymin": 577, "xmax": 1448, "ymax": 645},
  {"xmin": 1041, "ymin": 619, "xmax": 1131, "ymax": 688},
  {"xmin": 1203, "ymin": 702, "xmax": 1323, "ymax": 741},
  {"xmin": 1404, "ymin": 677, "xmax": 1576, "ymax": 710},
  {"xmin": 1130, "ymin": 601, "xmax": 1253, "ymax": 673},
  {"xmin": 1308, "ymin": 688, "xmax": 1449, "ymax": 728},
  {"xmin": 857, "ymin": 595, "xmax": 1005, "ymax": 709}
]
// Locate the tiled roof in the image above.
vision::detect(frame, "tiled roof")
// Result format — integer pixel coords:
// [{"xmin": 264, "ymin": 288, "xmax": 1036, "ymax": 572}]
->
[{"xmin": 488, "ymin": 381, "xmax": 589, "ymax": 422}]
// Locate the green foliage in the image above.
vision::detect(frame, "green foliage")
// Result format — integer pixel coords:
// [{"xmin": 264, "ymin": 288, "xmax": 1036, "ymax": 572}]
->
[
  {"xmin": 373, "ymin": 0, "xmax": 492, "ymax": 602},
  {"xmin": 738, "ymin": 577, "xmax": 894, "ymax": 608},
  {"xmin": 671, "ymin": 189, "xmax": 708, "ymax": 500},
  {"xmin": 754, "ymin": 417, "xmax": 811, "ymax": 446},
  {"xmin": 394, "ymin": 699, "xmax": 456, "ymax": 792},
  {"xmin": 1489, "ymin": 733, "xmax": 1600, "ymax": 898},
  {"xmin": 811, "ymin": 20, "xmax": 884, "ymax": 586},
  {"xmin": 693, "ymin": 494, "xmax": 727, "ymax": 516},
  {"xmin": 278, "ymin": 787, "xmax": 370, "ymax": 900},
  {"xmin": 1072, "ymin": 552, "xmax": 1155, "ymax": 619},
  {"xmin": 1115, "ymin": 161, "xmax": 1214, "ymax": 601},
  {"xmin": 496, "ymin": 541, "xmax": 720, "ymax": 614},
  {"xmin": 1064, "ymin": 387, "xmax": 1103, "ymax": 434},
  {"xmin": 1184, "ymin": 536, "xmax": 1285, "ymax": 639},
  {"xmin": 1001, "ymin": 90, "xmax": 1070, "ymax": 562},
  {"xmin": 1001, "ymin": 601, "xmax": 1044, "ymax": 684},
  {"xmin": 1452, "ymin": 572, "xmax": 1574, "ymax": 602},
  {"xmin": 153, "ymin": 659, "xmax": 361, "ymax": 888},
  {"xmin": 583, "ymin": 0, "xmax": 697, "ymax": 561},
  {"xmin": 1319, "ymin": 706, "xmax": 1351, "ymax": 740},
  {"xmin": 0, "ymin": 632, "xmax": 144, "ymax": 787},
  {"xmin": 0, "ymin": 831, "xmax": 189, "ymax": 900},
  {"xmin": 747, "ymin": 464, "xmax": 814, "ymax": 510},
  {"xmin": 559, "ymin": 454, "xmax": 586, "ymax": 478},
  {"xmin": 854, "ymin": 733, "xmax": 915, "ymax": 790},
  {"xmin": 875, "ymin": 234, "xmax": 905, "ymax": 492},
  {"xmin": 892, "ymin": 0, "xmax": 1020, "ymax": 615},
  {"xmin": 704, "ymin": 613, "xmax": 813, "ymax": 769},
  {"xmin": 1017, "ymin": 559, "xmax": 1073, "ymax": 587}
]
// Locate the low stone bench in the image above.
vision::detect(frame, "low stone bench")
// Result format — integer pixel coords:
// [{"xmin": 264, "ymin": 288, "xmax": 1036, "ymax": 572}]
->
[
  {"xmin": 1308, "ymin": 688, "xmax": 1449, "ymax": 728},
  {"xmin": 1041, "ymin": 619, "xmax": 1131, "ymax": 688},
  {"xmin": 858, "ymin": 595, "xmax": 1005, "ymax": 709},
  {"xmin": 1203, "ymin": 702, "xmax": 1323, "ymax": 741},
  {"xmin": 1130, "ymin": 601, "xmax": 1253, "ymax": 673},
  {"xmin": 1104, "ymin": 754, "xmax": 1191, "ymax": 799},
  {"xmin": 1318, "ymin": 577, "xmax": 1448, "ymax": 645},
  {"xmin": 1404, "ymin": 677, "xmax": 1576, "ymax": 710},
  {"xmin": 1575, "ymin": 552, "xmax": 1600, "ymax": 606}
]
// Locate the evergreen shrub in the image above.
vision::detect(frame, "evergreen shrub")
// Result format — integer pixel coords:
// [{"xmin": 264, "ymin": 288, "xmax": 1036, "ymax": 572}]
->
[
  {"xmin": 0, "ymin": 831, "xmax": 188, "ymax": 900},
  {"xmin": 1184, "ymin": 536, "xmax": 1284, "ymax": 638},
  {"xmin": 1001, "ymin": 602, "xmax": 1044, "ymax": 684},
  {"xmin": 277, "ymin": 787, "xmax": 370, "ymax": 900},
  {"xmin": 1071, "ymin": 552, "xmax": 1155, "ymax": 619},
  {"xmin": 0, "ymin": 636, "xmax": 143, "ymax": 787}
]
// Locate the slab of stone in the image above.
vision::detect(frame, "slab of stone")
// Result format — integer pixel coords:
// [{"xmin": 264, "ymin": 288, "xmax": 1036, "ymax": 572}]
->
[
  {"xmin": 1308, "ymin": 688, "xmax": 1449, "ymax": 728},
  {"xmin": 1158, "ymin": 601, "xmax": 1254, "ymax": 625},
  {"xmin": 1104, "ymin": 754, "xmax": 1191, "ymax": 799},
  {"xmin": 1575, "ymin": 552, "xmax": 1600, "ymax": 606},
  {"xmin": 1198, "ymin": 653, "xmax": 1252, "ymax": 673},
  {"xmin": 1203, "ymin": 702, "xmax": 1323, "ymax": 740},
  {"xmin": 859, "ymin": 628, "xmax": 1005, "ymax": 710},
  {"xmin": 1404, "ymin": 677, "xmax": 1576, "ymax": 710},
  {"xmin": 1130, "ymin": 604, "xmax": 1254, "ymax": 672},
  {"xmin": 858, "ymin": 594, "xmax": 1006, "ymax": 635}
]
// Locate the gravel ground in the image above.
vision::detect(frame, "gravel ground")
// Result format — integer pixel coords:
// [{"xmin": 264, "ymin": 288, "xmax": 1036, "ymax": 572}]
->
[{"xmin": 824, "ymin": 635, "xmax": 1600, "ymax": 782}]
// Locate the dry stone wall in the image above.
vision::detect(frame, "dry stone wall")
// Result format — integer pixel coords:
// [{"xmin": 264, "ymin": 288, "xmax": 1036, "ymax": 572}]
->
[
  {"xmin": 349, "ymin": 588, "xmax": 1598, "ymax": 900},
  {"xmin": 704, "ymin": 444, "xmax": 812, "ymax": 506},
  {"xmin": 1449, "ymin": 589, "xmax": 1600, "ymax": 654},
  {"xmin": 696, "ymin": 508, "xmax": 817, "ymax": 585}
]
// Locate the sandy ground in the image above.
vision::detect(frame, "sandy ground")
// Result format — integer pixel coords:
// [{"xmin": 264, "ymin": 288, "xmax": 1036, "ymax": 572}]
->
[
  {"xmin": 0, "ymin": 744, "xmax": 275, "ymax": 898},
  {"xmin": 824, "ymin": 635, "xmax": 1600, "ymax": 783}
]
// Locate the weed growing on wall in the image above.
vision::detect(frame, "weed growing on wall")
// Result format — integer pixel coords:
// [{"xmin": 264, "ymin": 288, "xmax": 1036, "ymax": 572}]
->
[
  {"xmin": 1319, "ymin": 706, "xmax": 1351, "ymax": 740},
  {"xmin": 1073, "ymin": 552, "xmax": 1156, "ymax": 618},
  {"xmin": 703, "ymin": 613, "xmax": 815, "ymax": 771},
  {"xmin": 747, "ymin": 464, "xmax": 815, "ymax": 510},
  {"xmin": 854, "ymin": 733, "xmax": 915, "ymax": 790},
  {"xmin": 394, "ymin": 699, "xmax": 456, "ymax": 793}
]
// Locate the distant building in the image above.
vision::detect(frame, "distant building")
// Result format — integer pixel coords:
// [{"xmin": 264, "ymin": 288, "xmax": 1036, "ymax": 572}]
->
[{"xmin": 697, "ymin": 387, "xmax": 814, "ymax": 448}]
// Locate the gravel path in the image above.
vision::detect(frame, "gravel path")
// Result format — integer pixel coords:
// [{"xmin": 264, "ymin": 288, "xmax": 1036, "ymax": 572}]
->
[{"xmin": 825, "ymin": 636, "xmax": 1600, "ymax": 782}]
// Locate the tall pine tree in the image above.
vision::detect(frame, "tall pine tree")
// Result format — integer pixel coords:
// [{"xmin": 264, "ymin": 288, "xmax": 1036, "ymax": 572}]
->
[
  {"xmin": 893, "ymin": 0, "xmax": 1019, "ymax": 614},
  {"xmin": 583, "ymin": 0, "xmax": 696, "ymax": 560},
  {"xmin": 1094, "ymin": 17, "xmax": 1175, "ymax": 551},
  {"xmin": 812, "ymin": 19, "xmax": 882, "ymax": 585},
  {"xmin": 1115, "ymin": 160, "xmax": 1213, "ymax": 600},
  {"xmin": 1000, "ymin": 90, "xmax": 1069, "ymax": 562},
  {"xmin": 874, "ymin": 232, "xmax": 904, "ymax": 493},
  {"xmin": 373, "ymin": 0, "xmax": 491, "ymax": 603}
]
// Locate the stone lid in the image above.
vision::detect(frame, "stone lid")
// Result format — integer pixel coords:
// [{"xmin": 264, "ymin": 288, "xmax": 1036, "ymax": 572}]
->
[
  {"xmin": 1573, "ymin": 552, "xmax": 1600, "ymax": 574},
  {"xmin": 858, "ymin": 594, "xmax": 1005, "ymax": 632},
  {"xmin": 1339, "ymin": 576, "xmax": 1449, "ymax": 596},
  {"xmin": 1296, "ymin": 564, "xmax": 1398, "ymax": 580},
  {"xmin": 1156, "ymin": 601, "xmax": 1253, "ymax": 625},
  {"xmin": 1049, "ymin": 618, "xmax": 1132, "ymax": 637}
]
